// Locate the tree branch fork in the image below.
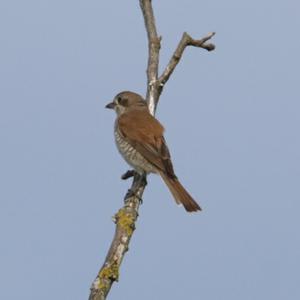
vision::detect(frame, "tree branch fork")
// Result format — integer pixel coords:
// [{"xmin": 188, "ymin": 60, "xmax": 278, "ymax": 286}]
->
[{"xmin": 147, "ymin": 30, "xmax": 215, "ymax": 114}]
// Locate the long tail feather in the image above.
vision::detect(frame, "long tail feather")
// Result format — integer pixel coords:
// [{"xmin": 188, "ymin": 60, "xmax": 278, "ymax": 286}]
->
[{"xmin": 159, "ymin": 172, "xmax": 201, "ymax": 212}]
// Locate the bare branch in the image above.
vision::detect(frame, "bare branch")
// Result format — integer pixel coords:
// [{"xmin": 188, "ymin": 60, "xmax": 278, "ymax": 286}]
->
[
  {"xmin": 89, "ymin": 175, "xmax": 146, "ymax": 300},
  {"xmin": 159, "ymin": 32, "xmax": 216, "ymax": 86},
  {"xmin": 139, "ymin": 0, "xmax": 161, "ymax": 115}
]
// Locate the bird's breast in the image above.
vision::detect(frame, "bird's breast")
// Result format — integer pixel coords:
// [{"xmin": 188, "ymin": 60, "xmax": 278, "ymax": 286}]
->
[{"xmin": 114, "ymin": 128, "xmax": 156, "ymax": 174}]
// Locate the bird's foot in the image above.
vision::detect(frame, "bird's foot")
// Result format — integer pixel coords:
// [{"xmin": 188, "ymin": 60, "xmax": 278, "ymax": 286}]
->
[
  {"xmin": 122, "ymin": 171, "xmax": 147, "ymax": 204},
  {"xmin": 139, "ymin": 174, "xmax": 147, "ymax": 186},
  {"xmin": 121, "ymin": 170, "xmax": 147, "ymax": 186},
  {"xmin": 121, "ymin": 170, "xmax": 136, "ymax": 180}
]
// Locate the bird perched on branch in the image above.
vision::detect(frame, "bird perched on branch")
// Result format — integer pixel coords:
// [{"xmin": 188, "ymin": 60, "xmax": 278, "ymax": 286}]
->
[{"xmin": 105, "ymin": 91, "xmax": 201, "ymax": 212}]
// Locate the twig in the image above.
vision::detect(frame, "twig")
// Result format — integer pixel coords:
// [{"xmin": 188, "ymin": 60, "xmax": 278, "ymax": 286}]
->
[
  {"xmin": 139, "ymin": 0, "xmax": 161, "ymax": 115},
  {"xmin": 159, "ymin": 32, "xmax": 215, "ymax": 86},
  {"xmin": 88, "ymin": 1, "xmax": 215, "ymax": 299}
]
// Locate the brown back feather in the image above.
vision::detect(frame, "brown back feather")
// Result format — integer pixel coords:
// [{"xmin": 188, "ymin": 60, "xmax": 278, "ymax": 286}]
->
[{"xmin": 117, "ymin": 110, "xmax": 176, "ymax": 178}]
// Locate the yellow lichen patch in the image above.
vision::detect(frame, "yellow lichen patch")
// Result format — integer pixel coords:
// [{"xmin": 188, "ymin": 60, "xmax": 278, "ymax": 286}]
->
[
  {"xmin": 115, "ymin": 209, "xmax": 135, "ymax": 236},
  {"xmin": 98, "ymin": 262, "xmax": 119, "ymax": 290}
]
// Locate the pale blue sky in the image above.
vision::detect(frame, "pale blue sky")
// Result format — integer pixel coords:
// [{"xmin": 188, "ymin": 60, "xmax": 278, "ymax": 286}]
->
[{"xmin": 1, "ymin": 1, "xmax": 299, "ymax": 299}]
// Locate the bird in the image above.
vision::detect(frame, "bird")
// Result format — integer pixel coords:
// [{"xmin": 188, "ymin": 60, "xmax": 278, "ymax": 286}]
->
[{"xmin": 105, "ymin": 91, "xmax": 201, "ymax": 212}]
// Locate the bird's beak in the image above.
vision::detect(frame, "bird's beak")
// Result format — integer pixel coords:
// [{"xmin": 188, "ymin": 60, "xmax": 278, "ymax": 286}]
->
[{"xmin": 105, "ymin": 101, "xmax": 116, "ymax": 109}]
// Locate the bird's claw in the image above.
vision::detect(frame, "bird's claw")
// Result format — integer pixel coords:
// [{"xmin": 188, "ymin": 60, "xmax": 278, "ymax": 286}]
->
[{"xmin": 121, "ymin": 170, "xmax": 136, "ymax": 180}]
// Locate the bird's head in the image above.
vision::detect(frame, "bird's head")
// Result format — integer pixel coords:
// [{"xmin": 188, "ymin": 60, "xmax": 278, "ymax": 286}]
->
[{"xmin": 105, "ymin": 91, "xmax": 148, "ymax": 116}]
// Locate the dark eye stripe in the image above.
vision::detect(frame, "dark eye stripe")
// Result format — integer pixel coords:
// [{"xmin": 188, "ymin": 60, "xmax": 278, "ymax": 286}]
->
[{"xmin": 118, "ymin": 97, "xmax": 128, "ymax": 106}]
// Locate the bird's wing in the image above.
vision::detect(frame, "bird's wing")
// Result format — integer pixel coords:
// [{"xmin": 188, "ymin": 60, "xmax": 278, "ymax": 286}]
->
[{"xmin": 117, "ymin": 110, "xmax": 176, "ymax": 178}]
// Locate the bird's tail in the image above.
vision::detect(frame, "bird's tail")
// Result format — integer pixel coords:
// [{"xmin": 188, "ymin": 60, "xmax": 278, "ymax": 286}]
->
[{"xmin": 159, "ymin": 172, "xmax": 201, "ymax": 212}]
